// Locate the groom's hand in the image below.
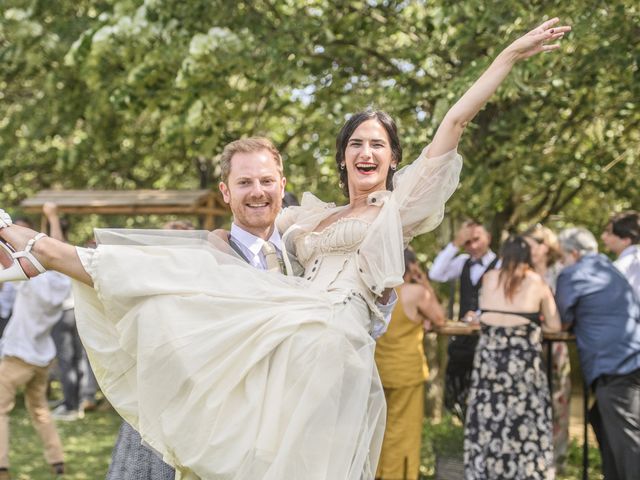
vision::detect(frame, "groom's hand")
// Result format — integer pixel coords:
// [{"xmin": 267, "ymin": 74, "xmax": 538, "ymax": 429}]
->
[{"xmin": 379, "ymin": 288, "xmax": 395, "ymax": 305}]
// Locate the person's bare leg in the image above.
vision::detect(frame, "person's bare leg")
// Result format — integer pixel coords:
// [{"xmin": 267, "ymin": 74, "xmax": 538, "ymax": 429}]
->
[{"xmin": 0, "ymin": 223, "xmax": 92, "ymax": 286}]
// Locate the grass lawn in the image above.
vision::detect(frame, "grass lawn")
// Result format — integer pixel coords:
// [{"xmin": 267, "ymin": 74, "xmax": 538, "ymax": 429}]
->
[
  {"xmin": 10, "ymin": 392, "xmax": 120, "ymax": 480},
  {"xmin": 10, "ymin": 393, "xmax": 603, "ymax": 479}
]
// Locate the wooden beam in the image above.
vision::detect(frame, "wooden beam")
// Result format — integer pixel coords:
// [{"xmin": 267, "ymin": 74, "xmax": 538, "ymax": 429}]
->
[{"xmin": 22, "ymin": 205, "xmax": 229, "ymax": 215}]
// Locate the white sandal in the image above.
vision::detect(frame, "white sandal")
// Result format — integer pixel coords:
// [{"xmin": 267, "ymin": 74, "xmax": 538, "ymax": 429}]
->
[{"xmin": 0, "ymin": 209, "xmax": 48, "ymax": 281}]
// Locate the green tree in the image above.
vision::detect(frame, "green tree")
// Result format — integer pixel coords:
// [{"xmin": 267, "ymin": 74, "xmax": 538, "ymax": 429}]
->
[{"xmin": 1, "ymin": 0, "xmax": 637, "ymax": 252}]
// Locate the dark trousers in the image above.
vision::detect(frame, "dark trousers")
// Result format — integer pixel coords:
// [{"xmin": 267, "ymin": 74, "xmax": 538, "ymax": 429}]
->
[
  {"xmin": 589, "ymin": 368, "xmax": 640, "ymax": 480},
  {"xmin": 51, "ymin": 309, "xmax": 97, "ymax": 410},
  {"xmin": 444, "ymin": 335, "xmax": 478, "ymax": 420},
  {"xmin": 0, "ymin": 316, "xmax": 9, "ymax": 339}
]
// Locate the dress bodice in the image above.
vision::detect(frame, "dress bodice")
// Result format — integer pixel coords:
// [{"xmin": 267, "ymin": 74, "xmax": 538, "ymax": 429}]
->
[
  {"xmin": 295, "ymin": 217, "xmax": 369, "ymax": 265},
  {"xmin": 295, "ymin": 218, "xmax": 368, "ymax": 292},
  {"xmin": 278, "ymin": 146, "xmax": 463, "ymax": 300},
  {"xmin": 293, "ymin": 218, "xmax": 383, "ymax": 332}
]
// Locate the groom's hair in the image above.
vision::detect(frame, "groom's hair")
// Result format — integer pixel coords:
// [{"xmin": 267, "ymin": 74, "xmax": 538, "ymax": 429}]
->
[{"xmin": 220, "ymin": 137, "xmax": 283, "ymax": 183}]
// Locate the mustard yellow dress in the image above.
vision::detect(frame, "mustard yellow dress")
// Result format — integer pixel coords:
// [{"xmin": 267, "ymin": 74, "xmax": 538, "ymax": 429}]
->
[{"xmin": 375, "ymin": 288, "xmax": 429, "ymax": 480}]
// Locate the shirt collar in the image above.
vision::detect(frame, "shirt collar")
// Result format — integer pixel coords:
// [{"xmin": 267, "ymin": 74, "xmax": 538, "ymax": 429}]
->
[
  {"xmin": 472, "ymin": 250, "xmax": 496, "ymax": 267},
  {"xmin": 619, "ymin": 244, "xmax": 638, "ymax": 259},
  {"xmin": 230, "ymin": 223, "xmax": 282, "ymax": 256}
]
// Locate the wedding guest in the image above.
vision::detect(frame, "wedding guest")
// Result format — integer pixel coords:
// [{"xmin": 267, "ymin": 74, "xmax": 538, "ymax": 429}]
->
[
  {"xmin": 0, "ymin": 218, "xmax": 69, "ymax": 478},
  {"xmin": 375, "ymin": 248, "xmax": 444, "ymax": 480},
  {"xmin": 43, "ymin": 204, "xmax": 98, "ymax": 422},
  {"xmin": 601, "ymin": 211, "xmax": 640, "ymax": 299},
  {"xmin": 524, "ymin": 224, "xmax": 571, "ymax": 471},
  {"xmin": 430, "ymin": 220, "xmax": 498, "ymax": 419},
  {"xmin": 556, "ymin": 227, "xmax": 640, "ymax": 480},
  {"xmin": 464, "ymin": 235, "xmax": 561, "ymax": 480}
]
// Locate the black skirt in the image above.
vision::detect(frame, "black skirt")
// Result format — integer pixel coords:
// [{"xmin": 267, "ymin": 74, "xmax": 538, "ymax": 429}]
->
[{"xmin": 463, "ymin": 323, "xmax": 554, "ymax": 479}]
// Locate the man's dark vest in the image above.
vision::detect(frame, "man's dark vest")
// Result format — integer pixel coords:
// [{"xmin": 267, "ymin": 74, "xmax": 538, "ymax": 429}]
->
[
  {"xmin": 447, "ymin": 255, "xmax": 499, "ymax": 368},
  {"xmin": 458, "ymin": 256, "xmax": 498, "ymax": 320}
]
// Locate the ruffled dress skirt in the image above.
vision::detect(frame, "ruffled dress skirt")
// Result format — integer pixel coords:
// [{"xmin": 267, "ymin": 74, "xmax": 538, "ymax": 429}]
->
[{"xmin": 72, "ymin": 231, "xmax": 385, "ymax": 480}]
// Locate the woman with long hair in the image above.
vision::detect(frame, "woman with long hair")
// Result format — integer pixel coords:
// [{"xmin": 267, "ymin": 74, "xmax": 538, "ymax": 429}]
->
[
  {"xmin": 524, "ymin": 225, "xmax": 571, "ymax": 471},
  {"xmin": 464, "ymin": 235, "xmax": 561, "ymax": 480}
]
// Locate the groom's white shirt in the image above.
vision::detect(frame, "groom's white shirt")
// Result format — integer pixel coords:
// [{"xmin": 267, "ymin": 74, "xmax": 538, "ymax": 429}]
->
[
  {"xmin": 230, "ymin": 223, "xmax": 283, "ymax": 270},
  {"xmin": 229, "ymin": 222, "xmax": 395, "ymax": 338}
]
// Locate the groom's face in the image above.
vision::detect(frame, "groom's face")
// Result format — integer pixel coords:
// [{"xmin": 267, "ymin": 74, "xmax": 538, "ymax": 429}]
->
[{"xmin": 219, "ymin": 149, "xmax": 286, "ymax": 238}]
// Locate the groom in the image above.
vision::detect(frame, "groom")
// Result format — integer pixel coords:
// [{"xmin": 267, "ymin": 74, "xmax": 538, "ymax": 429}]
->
[{"xmin": 107, "ymin": 136, "xmax": 396, "ymax": 479}]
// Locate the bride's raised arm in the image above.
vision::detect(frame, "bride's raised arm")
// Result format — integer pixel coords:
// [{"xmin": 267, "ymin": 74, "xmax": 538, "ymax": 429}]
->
[{"xmin": 428, "ymin": 17, "xmax": 571, "ymax": 158}]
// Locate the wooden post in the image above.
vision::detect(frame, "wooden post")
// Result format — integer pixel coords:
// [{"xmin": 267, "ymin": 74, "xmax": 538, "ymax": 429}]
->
[{"xmin": 204, "ymin": 194, "xmax": 215, "ymax": 231}]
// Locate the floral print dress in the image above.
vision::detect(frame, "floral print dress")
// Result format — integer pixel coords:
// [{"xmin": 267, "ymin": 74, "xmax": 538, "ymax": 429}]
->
[{"xmin": 463, "ymin": 320, "xmax": 554, "ymax": 480}]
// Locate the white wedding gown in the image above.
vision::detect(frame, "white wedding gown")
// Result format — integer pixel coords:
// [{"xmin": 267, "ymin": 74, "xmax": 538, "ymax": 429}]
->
[{"xmin": 72, "ymin": 147, "xmax": 462, "ymax": 479}]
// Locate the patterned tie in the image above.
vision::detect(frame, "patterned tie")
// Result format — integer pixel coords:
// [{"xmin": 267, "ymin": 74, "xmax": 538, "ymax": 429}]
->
[{"xmin": 261, "ymin": 241, "xmax": 283, "ymax": 273}]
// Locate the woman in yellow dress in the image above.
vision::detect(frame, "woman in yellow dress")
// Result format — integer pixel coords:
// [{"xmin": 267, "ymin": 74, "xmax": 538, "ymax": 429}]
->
[{"xmin": 375, "ymin": 248, "xmax": 445, "ymax": 480}]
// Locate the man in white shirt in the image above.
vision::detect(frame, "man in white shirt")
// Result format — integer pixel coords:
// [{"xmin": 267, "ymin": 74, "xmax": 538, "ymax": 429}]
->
[
  {"xmin": 0, "ymin": 283, "xmax": 15, "ymax": 342},
  {"xmin": 429, "ymin": 220, "xmax": 497, "ymax": 418},
  {"xmin": 601, "ymin": 211, "xmax": 640, "ymax": 300},
  {"xmin": 0, "ymin": 270, "xmax": 70, "ymax": 478}
]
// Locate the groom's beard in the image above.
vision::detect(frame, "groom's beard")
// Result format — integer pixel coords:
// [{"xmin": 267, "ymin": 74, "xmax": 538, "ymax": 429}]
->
[{"xmin": 229, "ymin": 191, "xmax": 282, "ymax": 237}]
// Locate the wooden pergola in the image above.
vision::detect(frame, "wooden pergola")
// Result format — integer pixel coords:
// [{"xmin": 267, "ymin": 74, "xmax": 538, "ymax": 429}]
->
[{"xmin": 20, "ymin": 189, "xmax": 229, "ymax": 230}]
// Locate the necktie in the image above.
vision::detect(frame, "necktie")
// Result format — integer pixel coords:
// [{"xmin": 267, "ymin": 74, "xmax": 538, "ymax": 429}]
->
[{"xmin": 261, "ymin": 241, "xmax": 283, "ymax": 273}]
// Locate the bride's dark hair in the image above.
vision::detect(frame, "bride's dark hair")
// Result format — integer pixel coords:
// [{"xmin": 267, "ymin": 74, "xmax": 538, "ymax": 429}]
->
[
  {"xmin": 498, "ymin": 235, "xmax": 534, "ymax": 300},
  {"xmin": 335, "ymin": 108, "xmax": 403, "ymax": 198}
]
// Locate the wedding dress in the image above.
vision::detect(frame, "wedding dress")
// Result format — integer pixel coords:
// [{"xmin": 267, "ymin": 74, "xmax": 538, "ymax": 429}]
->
[{"xmin": 72, "ymin": 147, "xmax": 462, "ymax": 479}]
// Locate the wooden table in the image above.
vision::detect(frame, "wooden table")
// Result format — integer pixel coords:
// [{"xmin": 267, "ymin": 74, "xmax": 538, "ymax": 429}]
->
[{"xmin": 434, "ymin": 322, "xmax": 588, "ymax": 480}]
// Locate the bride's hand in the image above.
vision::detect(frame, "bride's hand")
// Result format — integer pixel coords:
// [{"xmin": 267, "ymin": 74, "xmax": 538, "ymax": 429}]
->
[{"xmin": 504, "ymin": 17, "xmax": 571, "ymax": 61}]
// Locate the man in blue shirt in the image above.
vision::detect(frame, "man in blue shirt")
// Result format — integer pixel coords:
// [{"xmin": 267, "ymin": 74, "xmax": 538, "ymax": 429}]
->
[{"xmin": 556, "ymin": 227, "xmax": 640, "ymax": 480}]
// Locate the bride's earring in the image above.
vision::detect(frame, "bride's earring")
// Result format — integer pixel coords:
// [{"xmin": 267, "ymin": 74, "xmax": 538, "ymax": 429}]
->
[{"xmin": 340, "ymin": 163, "xmax": 345, "ymax": 170}]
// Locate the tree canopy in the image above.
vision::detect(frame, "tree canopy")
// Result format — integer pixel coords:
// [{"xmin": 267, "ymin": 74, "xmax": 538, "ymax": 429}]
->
[{"xmin": 1, "ymin": 0, "xmax": 638, "ymax": 254}]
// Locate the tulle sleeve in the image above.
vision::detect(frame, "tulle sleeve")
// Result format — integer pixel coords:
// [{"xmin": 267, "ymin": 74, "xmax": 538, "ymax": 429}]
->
[
  {"xmin": 392, "ymin": 145, "xmax": 462, "ymax": 244},
  {"xmin": 276, "ymin": 205, "xmax": 304, "ymax": 237},
  {"xmin": 276, "ymin": 192, "xmax": 336, "ymax": 237}
]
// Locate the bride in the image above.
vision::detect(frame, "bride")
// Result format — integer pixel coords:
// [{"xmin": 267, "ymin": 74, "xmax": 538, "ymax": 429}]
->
[{"xmin": 0, "ymin": 19, "xmax": 569, "ymax": 480}]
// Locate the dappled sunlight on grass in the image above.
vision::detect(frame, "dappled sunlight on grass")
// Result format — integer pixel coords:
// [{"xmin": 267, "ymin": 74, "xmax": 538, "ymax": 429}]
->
[
  {"xmin": 10, "ymin": 393, "xmax": 604, "ymax": 479},
  {"xmin": 10, "ymin": 393, "xmax": 120, "ymax": 479}
]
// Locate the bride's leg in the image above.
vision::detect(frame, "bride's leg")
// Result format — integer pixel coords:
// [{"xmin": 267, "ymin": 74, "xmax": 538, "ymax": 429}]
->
[{"xmin": 0, "ymin": 218, "xmax": 93, "ymax": 286}]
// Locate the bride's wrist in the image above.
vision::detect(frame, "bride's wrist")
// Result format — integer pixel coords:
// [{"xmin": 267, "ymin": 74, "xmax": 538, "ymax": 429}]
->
[{"xmin": 496, "ymin": 46, "xmax": 520, "ymax": 67}]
